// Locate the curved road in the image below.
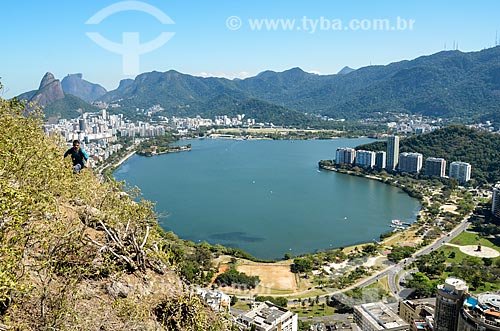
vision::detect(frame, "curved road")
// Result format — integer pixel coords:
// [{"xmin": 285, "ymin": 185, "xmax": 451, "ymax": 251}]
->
[{"xmin": 233, "ymin": 215, "xmax": 471, "ymax": 308}]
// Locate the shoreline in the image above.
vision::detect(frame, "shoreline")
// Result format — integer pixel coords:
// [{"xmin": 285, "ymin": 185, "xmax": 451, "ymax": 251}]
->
[
  {"xmin": 115, "ymin": 150, "xmax": 136, "ymax": 167},
  {"xmin": 98, "ymin": 149, "xmax": 136, "ymax": 175},
  {"xmin": 318, "ymin": 164, "xmax": 427, "ymax": 248}
]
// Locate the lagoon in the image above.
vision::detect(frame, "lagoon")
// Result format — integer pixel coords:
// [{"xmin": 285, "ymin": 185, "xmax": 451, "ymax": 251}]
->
[{"xmin": 114, "ymin": 138, "xmax": 420, "ymax": 260}]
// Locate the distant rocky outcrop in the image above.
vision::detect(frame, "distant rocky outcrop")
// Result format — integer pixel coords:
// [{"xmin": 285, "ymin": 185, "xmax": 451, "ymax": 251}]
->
[
  {"xmin": 17, "ymin": 72, "xmax": 65, "ymax": 106},
  {"xmin": 61, "ymin": 73, "xmax": 107, "ymax": 102},
  {"xmin": 117, "ymin": 78, "xmax": 134, "ymax": 90},
  {"xmin": 17, "ymin": 73, "xmax": 98, "ymax": 120},
  {"xmin": 337, "ymin": 66, "xmax": 355, "ymax": 75}
]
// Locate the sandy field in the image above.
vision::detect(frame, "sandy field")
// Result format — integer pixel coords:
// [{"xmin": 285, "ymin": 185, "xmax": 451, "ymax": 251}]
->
[{"xmin": 236, "ymin": 264, "xmax": 298, "ymax": 292}]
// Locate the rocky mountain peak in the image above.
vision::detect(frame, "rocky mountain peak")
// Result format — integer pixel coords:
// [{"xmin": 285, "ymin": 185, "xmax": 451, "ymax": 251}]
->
[
  {"xmin": 31, "ymin": 72, "xmax": 65, "ymax": 106},
  {"xmin": 39, "ymin": 72, "xmax": 57, "ymax": 90},
  {"xmin": 61, "ymin": 73, "xmax": 107, "ymax": 102}
]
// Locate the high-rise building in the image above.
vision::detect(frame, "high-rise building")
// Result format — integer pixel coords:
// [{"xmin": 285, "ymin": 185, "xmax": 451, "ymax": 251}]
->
[
  {"xmin": 449, "ymin": 162, "xmax": 472, "ymax": 184},
  {"xmin": 398, "ymin": 152, "xmax": 423, "ymax": 173},
  {"xmin": 435, "ymin": 277, "xmax": 468, "ymax": 331},
  {"xmin": 492, "ymin": 184, "xmax": 500, "ymax": 219},
  {"xmin": 425, "ymin": 157, "xmax": 446, "ymax": 177},
  {"xmin": 355, "ymin": 150, "xmax": 376, "ymax": 167},
  {"xmin": 375, "ymin": 151, "xmax": 386, "ymax": 169},
  {"xmin": 354, "ymin": 302, "xmax": 410, "ymax": 331},
  {"xmin": 336, "ymin": 147, "xmax": 356, "ymax": 165},
  {"xmin": 78, "ymin": 118, "xmax": 87, "ymax": 132},
  {"xmin": 386, "ymin": 136, "xmax": 400, "ymax": 171},
  {"xmin": 457, "ymin": 293, "xmax": 500, "ymax": 330}
]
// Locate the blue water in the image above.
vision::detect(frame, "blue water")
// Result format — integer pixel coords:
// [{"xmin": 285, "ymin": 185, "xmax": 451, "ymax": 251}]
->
[{"xmin": 114, "ymin": 138, "xmax": 420, "ymax": 259}]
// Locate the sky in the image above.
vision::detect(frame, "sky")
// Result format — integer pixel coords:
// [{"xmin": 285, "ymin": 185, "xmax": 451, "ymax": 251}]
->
[{"xmin": 1, "ymin": 0, "xmax": 500, "ymax": 98}]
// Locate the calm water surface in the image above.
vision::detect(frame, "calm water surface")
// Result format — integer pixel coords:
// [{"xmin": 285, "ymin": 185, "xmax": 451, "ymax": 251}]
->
[{"xmin": 114, "ymin": 138, "xmax": 420, "ymax": 259}]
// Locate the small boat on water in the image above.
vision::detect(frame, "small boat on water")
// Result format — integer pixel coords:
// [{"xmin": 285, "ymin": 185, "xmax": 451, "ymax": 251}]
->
[
  {"xmin": 390, "ymin": 224, "xmax": 406, "ymax": 230},
  {"xmin": 391, "ymin": 219, "xmax": 403, "ymax": 226}
]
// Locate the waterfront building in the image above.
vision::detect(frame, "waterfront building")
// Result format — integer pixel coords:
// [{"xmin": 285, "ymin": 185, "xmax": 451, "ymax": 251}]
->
[
  {"xmin": 336, "ymin": 147, "xmax": 356, "ymax": 165},
  {"xmin": 492, "ymin": 184, "xmax": 500, "ymax": 219},
  {"xmin": 375, "ymin": 151, "xmax": 386, "ymax": 169},
  {"xmin": 355, "ymin": 150, "xmax": 376, "ymax": 168},
  {"xmin": 386, "ymin": 135, "xmax": 400, "ymax": 171},
  {"xmin": 236, "ymin": 301, "xmax": 298, "ymax": 331},
  {"xmin": 398, "ymin": 152, "xmax": 423, "ymax": 173},
  {"xmin": 434, "ymin": 277, "xmax": 468, "ymax": 331},
  {"xmin": 353, "ymin": 302, "xmax": 410, "ymax": 331},
  {"xmin": 457, "ymin": 292, "xmax": 500, "ymax": 331},
  {"xmin": 449, "ymin": 162, "xmax": 472, "ymax": 184},
  {"xmin": 424, "ymin": 157, "xmax": 446, "ymax": 177}
]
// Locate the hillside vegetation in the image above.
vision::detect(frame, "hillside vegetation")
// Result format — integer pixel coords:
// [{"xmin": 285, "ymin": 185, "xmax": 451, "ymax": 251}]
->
[
  {"xmin": 97, "ymin": 47, "xmax": 500, "ymax": 124},
  {"xmin": 0, "ymin": 86, "xmax": 231, "ymax": 330},
  {"xmin": 357, "ymin": 125, "xmax": 500, "ymax": 185}
]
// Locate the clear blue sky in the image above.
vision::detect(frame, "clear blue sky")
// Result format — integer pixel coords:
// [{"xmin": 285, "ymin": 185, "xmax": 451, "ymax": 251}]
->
[{"xmin": 1, "ymin": 0, "xmax": 499, "ymax": 98}]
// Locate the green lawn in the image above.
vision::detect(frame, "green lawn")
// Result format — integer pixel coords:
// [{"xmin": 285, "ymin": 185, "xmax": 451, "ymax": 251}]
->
[
  {"xmin": 438, "ymin": 245, "xmax": 475, "ymax": 264},
  {"xmin": 291, "ymin": 304, "xmax": 336, "ymax": 317},
  {"xmin": 233, "ymin": 299, "xmax": 337, "ymax": 317},
  {"xmin": 232, "ymin": 301, "xmax": 252, "ymax": 311},
  {"xmin": 450, "ymin": 231, "xmax": 500, "ymax": 251},
  {"xmin": 439, "ymin": 231, "xmax": 500, "ymax": 265},
  {"xmin": 436, "ymin": 231, "xmax": 500, "ymax": 294}
]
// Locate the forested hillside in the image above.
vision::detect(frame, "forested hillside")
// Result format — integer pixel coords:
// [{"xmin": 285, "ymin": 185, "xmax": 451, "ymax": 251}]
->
[{"xmin": 96, "ymin": 47, "xmax": 500, "ymax": 123}]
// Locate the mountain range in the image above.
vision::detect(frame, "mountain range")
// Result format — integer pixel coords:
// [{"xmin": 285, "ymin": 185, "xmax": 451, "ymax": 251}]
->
[{"xmin": 17, "ymin": 46, "xmax": 500, "ymax": 125}]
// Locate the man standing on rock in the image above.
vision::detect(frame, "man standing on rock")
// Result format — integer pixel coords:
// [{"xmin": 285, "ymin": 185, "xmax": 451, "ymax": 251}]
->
[{"xmin": 64, "ymin": 139, "xmax": 89, "ymax": 174}]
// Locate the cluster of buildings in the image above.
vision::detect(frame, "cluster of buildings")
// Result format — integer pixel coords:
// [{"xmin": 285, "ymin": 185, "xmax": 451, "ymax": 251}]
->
[
  {"xmin": 195, "ymin": 277, "xmax": 500, "ymax": 331},
  {"xmin": 433, "ymin": 277, "xmax": 500, "ymax": 331},
  {"xmin": 335, "ymin": 135, "xmax": 472, "ymax": 184},
  {"xmin": 42, "ymin": 108, "xmax": 260, "ymax": 166},
  {"xmin": 169, "ymin": 114, "xmax": 257, "ymax": 132},
  {"xmin": 351, "ymin": 277, "xmax": 500, "ymax": 331}
]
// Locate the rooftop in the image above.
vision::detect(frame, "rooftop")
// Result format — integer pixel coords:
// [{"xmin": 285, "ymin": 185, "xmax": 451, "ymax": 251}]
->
[
  {"xmin": 237, "ymin": 301, "xmax": 294, "ymax": 330},
  {"xmin": 438, "ymin": 277, "xmax": 468, "ymax": 294},
  {"xmin": 356, "ymin": 302, "xmax": 410, "ymax": 330}
]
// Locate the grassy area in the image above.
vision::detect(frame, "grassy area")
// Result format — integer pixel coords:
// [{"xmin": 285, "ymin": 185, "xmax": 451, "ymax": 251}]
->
[
  {"xmin": 435, "ymin": 231, "xmax": 500, "ymax": 294},
  {"xmin": 450, "ymin": 231, "xmax": 500, "ymax": 251},
  {"xmin": 376, "ymin": 276, "xmax": 391, "ymax": 294},
  {"xmin": 291, "ymin": 303, "xmax": 336, "ymax": 317},
  {"xmin": 474, "ymin": 282, "xmax": 500, "ymax": 293},
  {"xmin": 437, "ymin": 245, "xmax": 473, "ymax": 264},
  {"xmin": 233, "ymin": 297, "xmax": 337, "ymax": 317},
  {"xmin": 232, "ymin": 301, "xmax": 252, "ymax": 311}
]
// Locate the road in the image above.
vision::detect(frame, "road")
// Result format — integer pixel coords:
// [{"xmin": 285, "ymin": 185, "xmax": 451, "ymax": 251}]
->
[
  {"xmin": 229, "ymin": 215, "xmax": 470, "ymax": 312},
  {"xmin": 381, "ymin": 215, "xmax": 471, "ymax": 298},
  {"xmin": 300, "ymin": 214, "xmax": 471, "ymax": 302}
]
